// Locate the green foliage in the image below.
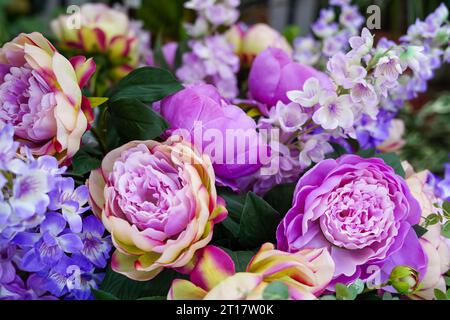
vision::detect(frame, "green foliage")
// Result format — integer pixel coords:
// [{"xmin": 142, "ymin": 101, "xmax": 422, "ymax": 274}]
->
[
  {"xmin": 98, "ymin": 267, "xmax": 186, "ymax": 300},
  {"xmin": 135, "ymin": 0, "xmax": 186, "ymax": 41},
  {"xmin": 335, "ymin": 280, "xmax": 365, "ymax": 300},
  {"xmin": 219, "ymin": 191, "xmax": 281, "ymax": 249},
  {"xmin": 108, "ymin": 98, "xmax": 168, "ymax": 142},
  {"xmin": 282, "ymin": 25, "xmax": 300, "ymax": 45},
  {"xmin": 434, "ymin": 289, "xmax": 450, "ymax": 300},
  {"xmin": 91, "ymin": 288, "xmax": 120, "ymax": 300},
  {"xmin": 108, "ymin": 67, "xmax": 183, "ymax": 104},
  {"xmin": 413, "ymin": 224, "xmax": 428, "ymax": 238},
  {"xmin": 400, "ymin": 96, "xmax": 450, "ymax": 175},
  {"xmin": 221, "ymin": 248, "xmax": 255, "ymax": 272},
  {"xmin": 71, "ymin": 144, "xmax": 102, "ymax": 175},
  {"xmin": 375, "ymin": 153, "xmax": 406, "ymax": 178},
  {"xmin": 262, "ymin": 282, "xmax": 289, "ymax": 300},
  {"xmin": 263, "ymin": 183, "xmax": 296, "ymax": 217}
]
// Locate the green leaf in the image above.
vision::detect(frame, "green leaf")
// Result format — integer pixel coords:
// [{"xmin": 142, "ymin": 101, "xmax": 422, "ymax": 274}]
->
[
  {"xmin": 71, "ymin": 144, "xmax": 102, "ymax": 175},
  {"xmin": 262, "ymin": 282, "xmax": 289, "ymax": 300},
  {"xmin": 99, "ymin": 267, "xmax": 186, "ymax": 300},
  {"xmin": 335, "ymin": 283, "xmax": 357, "ymax": 300},
  {"xmin": 238, "ymin": 192, "xmax": 281, "ymax": 249},
  {"xmin": 91, "ymin": 288, "xmax": 120, "ymax": 300},
  {"xmin": 329, "ymin": 142, "xmax": 348, "ymax": 158},
  {"xmin": 88, "ymin": 97, "xmax": 109, "ymax": 108},
  {"xmin": 434, "ymin": 289, "xmax": 448, "ymax": 300},
  {"xmin": 358, "ymin": 148, "xmax": 376, "ymax": 158},
  {"xmin": 349, "ymin": 279, "xmax": 365, "ymax": 295},
  {"xmin": 109, "ymin": 98, "xmax": 168, "ymax": 142},
  {"xmin": 263, "ymin": 183, "xmax": 296, "ymax": 217},
  {"xmin": 425, "ymin": 213, "xmax": 442, "ymax": 226},
  {"xmin": 282, "ymin": 25, "xmax": 300, "ymax": 44},
  {"xmin": 413, "ymin": 224, "xmax": 428, "ymax": 238},
  {"xmin": 221, "ymin": 248, "xmax": 255, "ymax": 272},
  {"xmin": 442, "ymin": 221, "xmax": 450, "ymax": 239},
  {"xmin": 153, "ymin": 33, "xmax": 171, "ymax": 71},
  {"xmin": 443, "ymin": 201, "xmax": 450, "ymax": 216},
  {"xmin": 219, "ymin": 190, "xmax": 246, "ymax": 238},
  {"xmin": 108, "ymin": 67, "xmax": 182, "ymax": 104},
  {"xmin": 375, "ymin": 152, "xmax": 406, "ymax": 178},
  {"xmin": 445, "ymin": 276, "xmax": 450, "ymax": 287}
]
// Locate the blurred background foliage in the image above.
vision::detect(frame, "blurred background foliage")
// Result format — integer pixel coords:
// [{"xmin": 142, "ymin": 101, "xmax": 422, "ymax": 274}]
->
[{"xmin": 0, "ymin": 0, "xmax": 449, "ymax": 174}]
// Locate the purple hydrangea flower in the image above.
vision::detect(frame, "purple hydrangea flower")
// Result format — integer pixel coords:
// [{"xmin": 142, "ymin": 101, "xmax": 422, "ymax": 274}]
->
[{"xmin": 0, "ymin": 123, "xmax": 111, "ymax": 300}]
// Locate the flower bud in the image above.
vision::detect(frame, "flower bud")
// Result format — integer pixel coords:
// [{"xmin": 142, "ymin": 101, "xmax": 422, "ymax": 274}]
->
[{"xmin": 389, "ymin": 266, "xmax": 420, "ymax": 294}]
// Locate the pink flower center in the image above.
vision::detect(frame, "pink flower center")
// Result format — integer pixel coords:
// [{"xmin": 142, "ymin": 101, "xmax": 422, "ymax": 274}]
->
[{"xmin": 320, "ymin": 170, "xmax": 396, "ymax": 250}]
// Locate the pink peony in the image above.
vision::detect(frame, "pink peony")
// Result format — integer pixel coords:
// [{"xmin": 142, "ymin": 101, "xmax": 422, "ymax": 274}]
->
[
  {"xmin": 87, "ymin": 136, "xmax": 227, "ymax": 281},
  {"xmin": 0, "ymin": 32, "xmax": 95, "ymax": 163},
  {"xmin": 277, "ymin": 155, "xmax": 427, "ymax": 287}
]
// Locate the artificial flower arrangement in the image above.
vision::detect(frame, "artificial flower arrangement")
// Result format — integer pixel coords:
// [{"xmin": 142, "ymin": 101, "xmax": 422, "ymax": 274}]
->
[{"xmin": 0, "ymin": 0, "xmax": 449, "ymax": 300}]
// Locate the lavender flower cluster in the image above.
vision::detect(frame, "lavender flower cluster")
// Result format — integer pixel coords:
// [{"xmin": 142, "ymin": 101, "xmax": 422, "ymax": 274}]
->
[
  {"xmin": 184, "ymin": 0, "xmax": 240, "ymax": 37},
  {"xmin": 357, "ymin": 4, "xmax": 450, "ymax": 148},
  {"xmin": 0, "ymin": 124, "xmax": 111, "ymax": 300},
  {"xmin": 176, "ymin": 35, "xmax": 240, "ymax": 99},
  {"xmin": 293, "ymin": 0, "xmax": 364, "ymax": 67}
]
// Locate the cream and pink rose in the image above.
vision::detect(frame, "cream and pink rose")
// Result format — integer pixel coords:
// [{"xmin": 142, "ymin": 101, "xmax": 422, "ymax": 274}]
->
[
  {"xmin": 0, "ymin": 32, "xmax": 95, "ymax": 163},
  {"xmin": 87, "ymin": 136, "xmax": 227, "ymax": 281},
  {"xmin": 403, "ymin": 162, "xmax": 450, "ymax": 299}
]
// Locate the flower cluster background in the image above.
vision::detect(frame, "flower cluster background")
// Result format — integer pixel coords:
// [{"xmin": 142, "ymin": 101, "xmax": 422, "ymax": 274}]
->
[{"xmin": 0, "ymin": 0, "xmax": 449, "ymax": 301}]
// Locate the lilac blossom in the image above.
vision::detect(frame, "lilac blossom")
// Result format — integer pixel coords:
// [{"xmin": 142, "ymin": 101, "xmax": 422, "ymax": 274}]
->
[
  {"xmin": 177, "ymin": 35, "xmax": 240, "ymax": 98},
  {"xmin": 185, "ymin": 0, "xmax": 240, "ymax": 37},
  {"xmin": 293, "ymin": 1, "xmax": 365, "ymax": 67}
]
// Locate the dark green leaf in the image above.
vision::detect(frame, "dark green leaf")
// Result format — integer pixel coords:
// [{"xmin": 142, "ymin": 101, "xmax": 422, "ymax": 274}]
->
[
  {"xmin": 358, "ymin": 148, "xmax": 376, "ymax": 158},
  {"xmin": 413, "ymin": 224, "xmax": 428, "ymax": 238},
  {"xmin": 329, "ymin": 142, "xmax": 348, "ymax": 158},
  {"xmin": 238, "ymin": 192, "xmax": 281, "ymax": 249},
  {"xmin": 218, "ymin": 189, "xmax": 246, "ymax": 238},
  {"xmin": 262, "ymin": 282, "xmax": 289, "ymax": 300},
  {"xmin": 263, "ymin": 183, "xmax": 296, "ymax": 217},
  {"xmin": 91, "ymin": 288, "xmax": 120, "ymax": 300},
  {"xmin": 109, "ymin": 98, "xmax": 168, "ymax": 142},
  {"xmin": 99, "ymin": 267, "xmax": 186, "ymax": 300},
  {"xmin": 71, "ymin": 145, "xmax": 102, "ymax": 175},
  {"xmin": 221, "ymin": 248, "xmax": 255, "ymax": 272},
  {"xmin": 108, "ymin": 67, "xmax": 182, "ymax": 103},
  {"xmin": 174, "ymin": 38, "xmax": 189, "ymax": 71},
  {"xmin": 137, "ymin": 296, "xmax": 166, "ymax": 300},
  {"xmin": 153, "ymin": 33, "xmax": 171, "ymax": 70},
  {"xmin": 375, "ymin": 152, "xmax": 406, "ymax": 178}
]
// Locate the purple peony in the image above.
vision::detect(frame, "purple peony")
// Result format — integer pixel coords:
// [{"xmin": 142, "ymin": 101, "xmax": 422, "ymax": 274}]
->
[
  {"xmin": 277, "ymin": 155, "xmax": 427, "ymax": 287},
  {"xmin": 160, "ymin": 83, "xmax": 267, "ymax": 189},
  {"xmin": 248, "ymin": 48, "xmax": 333, "ymax": 111}
]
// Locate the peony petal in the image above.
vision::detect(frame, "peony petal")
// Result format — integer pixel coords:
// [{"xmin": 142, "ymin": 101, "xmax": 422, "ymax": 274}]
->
[
  {"xmin": 168, "ymin": 279, "xmax": 207, "ymax": 300},
  {"xmin": 190, "ymin": 246, "xmax": 235, "ymax": 291}
]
